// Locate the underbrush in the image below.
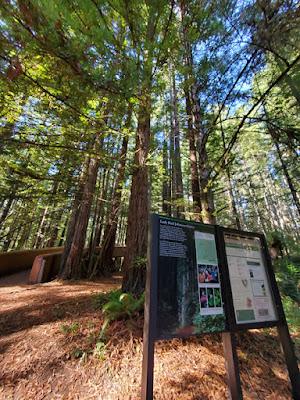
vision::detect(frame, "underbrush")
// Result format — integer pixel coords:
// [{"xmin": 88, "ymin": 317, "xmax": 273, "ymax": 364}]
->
[
  {"xmin": 275, "ymin": 256, "xmax": 300, "ymax": 336},
  {"xmin": 60, "ymin": 289, "xmax": 144, "ymax": 362},
  {"xmin": 282, "ymin": 297, "xmax": 300, "ymax": 336},
  {"xmin": 59, "ymin": 255, "xmax": 300, "ymax": 364}
]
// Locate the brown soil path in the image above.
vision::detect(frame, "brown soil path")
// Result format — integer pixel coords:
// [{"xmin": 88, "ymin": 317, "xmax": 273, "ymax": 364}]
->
[{"xmin": 0, "ymin": 278, "xmax": 298, "ymax": 399}]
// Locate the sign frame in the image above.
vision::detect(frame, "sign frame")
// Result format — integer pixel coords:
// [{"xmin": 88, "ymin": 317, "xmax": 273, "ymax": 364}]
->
[
  {"xmin": 217, "ymin": 226, "xmax": 283, "ymax": 331},
  {"xmin": 141, "ymin": 214, "xmax": 300, "ymax": 400}
]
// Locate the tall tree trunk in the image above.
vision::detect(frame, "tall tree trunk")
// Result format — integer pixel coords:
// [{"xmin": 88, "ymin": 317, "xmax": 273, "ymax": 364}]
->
[
  {"xmin": 184, "ymin": 87, "xmax": 202, "ymax": 222},
  {"xmin": 121, "ymin": 5, "xmax": 158, "ymax": 295},
  {"xmin": 122, "ymin": 93, "xmax": 151, "ymax": 295},
  {"xmin": 0, "ymin": 196, "xmax": 14, "ymax": 228},
  {"xmin": 170, "ymin": 70, "xmax": 185, "ymax": 218},
  {"xmin": 93, "ymin": 106, "xmax": 132, "ymax": 276},
  {"xmin": 59, "ymin": 149, "xmax": 100, "ymax": 279},
  {"xmin": 269, "ymin": 127, "xmax": 300, "ymax": 217},
  {"xmin": 226, "ymin": 172, "xmax": 241, "ymax": 230},
  {"xmin": 58, "ymin": 215, "xmax": 68, "ymax": 247},
  {"xmin": 220, "ymin": 122, "xmax": 241, "ymax": 229},
  {"xmin": 247, "ymin": 179, "xmax": 267, "ymax": 235},
  {"xmin": 17, "ymin": 218, "xmax": 33, "ymax": 249},
  {"xmin": 198, "ymin": 151, "xmax": 215, "ymax": 224},
  {"xmin": 46, "ymin": 207, "xmax": 64, "ymax": 247},
  {"xmin": 277, "ymin": 145, "xmax": 300, "ymax": 217},
  {"xmin": 59, "ymin": 165, "xmax": 87, "ymax": 273},
  {"xmin": 2, "ymin": 209, "xmax": 21, "ymax": 251},
  {"xmin": 162, "ymin": 137, "xmax": 172, "ymax": 216},
  {"xmin": 41, "ymin": 178, "xmax": 60, "ymax": 247},
  {"xmin": 180, "ymin": 0, "xmax": 215, "ymax": 224},
  {"xmin": 34, "ymin": 207, "xmax": 48, "ymax": 248},
  {"xmin": 190, "ymin": 79, "xmax": 215, "ymax": 224},
  {"xmin": 95, "ymin": 170, "xmax": 109, "ymax": 243}
]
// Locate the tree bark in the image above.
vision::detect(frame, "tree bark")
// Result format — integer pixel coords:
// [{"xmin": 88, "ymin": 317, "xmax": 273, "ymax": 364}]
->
[
  {"xmin": 34, "ymin": 207, "xmax": 48, "ymax": 248},
  {"xmin": 122, "ymin": 93, "xmax": 151, "ymax": 295},
  {"xmin": 170, "ymin": 70, "xmax": 185, "ymax": 218},
  {"xmin": 93, "ymin": 106, "xmax": 132, "ymax": 276},
  {"xmin": 59, "ymin": 150, "xmax": 100, "ymax": 279},
  {"xmin": 162, "ymin": 137, "xmax": 172, "ymax": 216},
  {"xmin": 220, "ymin": 121, "xmax": 241, "ymax": 229},
  {"xmin": 269, "ymin": 127, "xmax": 300, "ymax": 217},
  {"xmin": 180, "ymin": 0, "xmax": 215, "ymax": 224},
  {"xmin": 0, "ymin": 195, "xmax": 14, "ymax": 228},
  {"xmin": 184, "ymin": 87, "xmax": 202, "ymax": 221}
]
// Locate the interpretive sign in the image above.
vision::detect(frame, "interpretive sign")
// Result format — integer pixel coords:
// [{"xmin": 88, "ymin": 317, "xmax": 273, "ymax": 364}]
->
[
  {"xmin": 224, "ymin": 233, "xmax": 277, "ymax": 325},
  {"xmin": 141, "ymin": 214, "xmax": 300, "ymax": 400},
  {"xmin": 157, "ymin": 218, "xmax": 225, "ymax": 338}
]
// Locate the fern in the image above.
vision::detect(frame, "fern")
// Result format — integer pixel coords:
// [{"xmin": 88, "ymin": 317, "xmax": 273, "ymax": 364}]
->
[{"xmin": 98, "ymin": 291, "xmax": 144, "ymax": 340}]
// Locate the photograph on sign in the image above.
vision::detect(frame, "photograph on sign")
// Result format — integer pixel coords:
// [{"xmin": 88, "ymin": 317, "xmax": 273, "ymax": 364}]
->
[
  {"xmin": 224, "ymin": 233, "xmax": 277, "ymax": 324},
  {"xmin": 195, "ymin": 231, "xmax": 225, "ymax": 332},
  {"xmin": 156, "ymin": 217, "xmax": 225, "ymax": 338}
]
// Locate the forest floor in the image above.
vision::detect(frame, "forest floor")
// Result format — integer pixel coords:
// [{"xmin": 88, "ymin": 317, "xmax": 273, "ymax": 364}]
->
[{"xmin": 0, "ymin": 276, "xmax": 299, "ymax": 400}]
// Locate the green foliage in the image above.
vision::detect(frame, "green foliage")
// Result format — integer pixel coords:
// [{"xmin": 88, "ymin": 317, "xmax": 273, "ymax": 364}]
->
[
  {"xmin": 282, "ymin": 297, "xmax": 300, "ymax": 335},
  {"xmin": 275, "ymin": 258, "xmax": 300, "ymax": 304},
  {"xmin": 102, "ymin": 291, "xmax": 145, "ymax": 321},
  {"xmin": 71, "ymin": 348, "xmax": 89, "ymax": 363},
  {"xmin": 132, "ymin": 256, "xmax": 147, "ymax": 269},
  {"xmin": 98, "ymin": 290, "xmax": 144, "ymax": 340},
  {"xmin": 193, "ymin": 313, "xmax": 226, "ymax": 334},
  {"xmin": 60, "ymin": 322, "xmax": 80, "ymax": 335},
  {"xmin": 93, "ymin": 289, "xmax": 123, "ymax": 309},
  {"xmin": 93, "ymin": 341, "xmax": 107, "ymax": 361}
]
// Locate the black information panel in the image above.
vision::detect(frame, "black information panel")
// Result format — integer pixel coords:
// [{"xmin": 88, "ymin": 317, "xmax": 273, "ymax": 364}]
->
[
  {"xmin": 157, "ymin": 217, "xmax": 226, "ymax": 338},
  {"xmin": 142, "ymin": 214, "xmax": 300, "ymax": 400}
]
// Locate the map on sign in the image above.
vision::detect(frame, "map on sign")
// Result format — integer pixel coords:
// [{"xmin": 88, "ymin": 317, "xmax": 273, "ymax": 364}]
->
[{"xmin": 224, "ymin": 233, "xmax": 277, "ymax": 324}]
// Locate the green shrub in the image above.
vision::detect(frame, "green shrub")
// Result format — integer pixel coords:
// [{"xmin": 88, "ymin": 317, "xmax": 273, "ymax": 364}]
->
[
  {"xmin": 275, "ymin": 258, "xmax": 300, "ymax": 304},
  {"xmin": 193, "ymin": 313, "xmax": 226, "ymax": 334},
  {"xmin": 93, "ymin": 289, "xmax": 122, "ymax": 309},
  {"xmin": 98, "ymin": 291, "xmax": 145, "ymax": 340},
  {"xmin": 282, "ymin": 296, "xmax": 300, "ymax": 335}
]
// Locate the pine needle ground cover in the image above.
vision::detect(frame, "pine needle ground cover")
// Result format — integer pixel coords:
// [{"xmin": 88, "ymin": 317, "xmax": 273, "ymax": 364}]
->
[{"xmin": 0, "ymin": 278, "xmax": 299, "ymax": 400}]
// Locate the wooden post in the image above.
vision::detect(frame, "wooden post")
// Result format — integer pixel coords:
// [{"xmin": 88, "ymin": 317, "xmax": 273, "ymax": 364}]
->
[
  {"xmin": 141, "ymin": 214, "xmax": 159, "ymax": 400},
  {"xmin": 277, "ymin": 324, "xmax": 300, "ymax": 399},
  {"xmin": 223, "ymin": 332, "xmax": 243, "ymax": 400},
  {"xmin": 216, "ymin": 226, "xmax": 243, "ymax": 399},
  {"xmin": 260, "ymin": 234, "xmax": 300, "ymax": 399}
]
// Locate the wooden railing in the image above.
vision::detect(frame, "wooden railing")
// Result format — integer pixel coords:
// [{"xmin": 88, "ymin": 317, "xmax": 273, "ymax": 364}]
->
[{"xmin": 0, "ymin": 246, "xmax": 126, "ymax": 284}]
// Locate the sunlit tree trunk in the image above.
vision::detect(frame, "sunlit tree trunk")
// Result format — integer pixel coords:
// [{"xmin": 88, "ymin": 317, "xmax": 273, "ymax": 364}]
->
[
  {"xmin": 93, "ymin": 106, "xmax": 132, "ymax": 276},
  {"xmin": 122, "ymin": 92, "xmax": 151, "ymax": 295},
  {"xmin": 162, "ymin": 136, "xmax": 172, "ymax": 216},
  {"xmin": 269, "ymin": 127, "xmax": 300, "ymax": 217},
  {"xmin": 170, "ymin": 70, "xmax": 185, "ymax": 218},
  {"xmin": 184, "ymin": 87, "xmax": 202, "ymax": 221},
  {"xmin": 59, "ymin": 147, "xmax": 100, "ymax": 279},
  {"xmin": 180, "ymin": 0, "xmax": 215, "ymax": 224}
]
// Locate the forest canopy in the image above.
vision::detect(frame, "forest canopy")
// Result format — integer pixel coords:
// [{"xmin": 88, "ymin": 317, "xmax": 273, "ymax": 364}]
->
[{"xmin": 0, "ymin": 0, "xmax": 299, "ymax": 293}]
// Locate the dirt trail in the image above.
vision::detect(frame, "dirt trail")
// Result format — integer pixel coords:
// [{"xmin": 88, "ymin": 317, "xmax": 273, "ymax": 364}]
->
[{"xmin": 0, "ymin": 277, "xmax": 298, "ymax": 400}]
